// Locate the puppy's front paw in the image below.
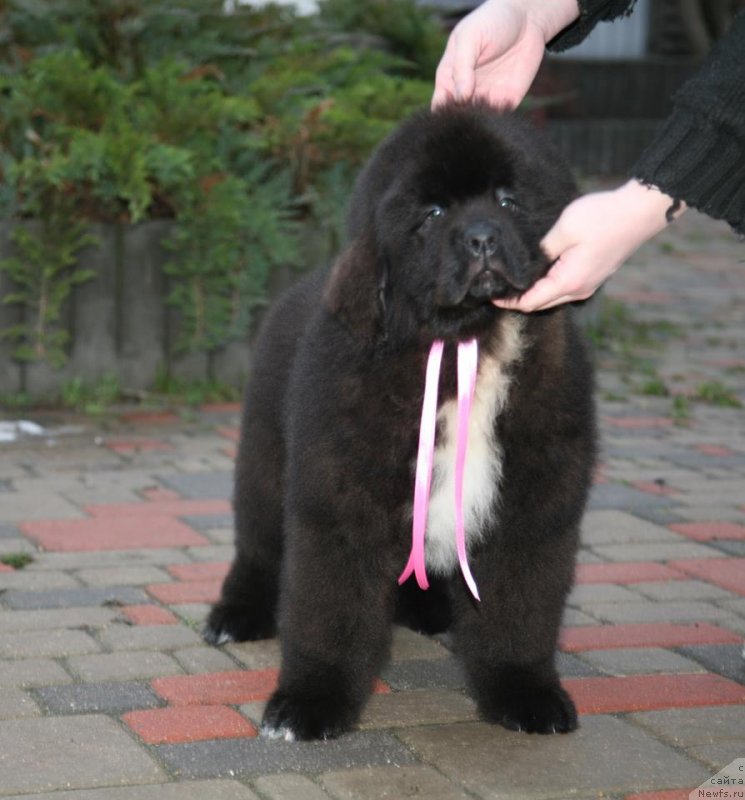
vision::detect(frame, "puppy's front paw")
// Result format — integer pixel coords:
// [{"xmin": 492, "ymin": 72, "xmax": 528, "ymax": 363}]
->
[
  {"xmin": 481, "ymin": 680, "xmax": 578, "ymax": 734},
  {"xmin": 261, "ymin": 688, "xmax": 356, "ymax": 741},
  {"xmin": 203, "ymin": 601, "xmax": 275, "ymax": 645}
]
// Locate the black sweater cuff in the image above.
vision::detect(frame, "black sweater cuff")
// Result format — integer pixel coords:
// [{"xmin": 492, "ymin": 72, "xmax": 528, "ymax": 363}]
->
[
  {"xmin": 547, "ymin": 0, "xmax": 637, "ymax": 52},
  {"xmin": 633, "ymin": 113, "xmax": 745, "ymax": 236}
]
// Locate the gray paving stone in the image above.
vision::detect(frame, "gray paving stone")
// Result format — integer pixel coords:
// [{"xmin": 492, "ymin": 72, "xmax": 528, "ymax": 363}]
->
[
  {"xmin": 0, "ymin": 657, "xmax": 72, "ymax": 687},
  {"xmin": 0, "ymin": 537, "xmax": 38, "ymax": 556},
  {"xmin": 580, "ymin": 510, "xmax": 681, "ymax": 546},
  {"xmin": 26, "ymin": 549, "xmax": 192, "ymax": 571},
  {"xmin": 676, "ymin": 480, "xmax": 745, "ymax": 506},
  {"xmin": 587, "ymin": 483, "xmax": 677, "ymax": 511},
  {"xmin": 182, "ymin": 513, "xmax": 234, "ymax": 532},
  {"xmin": 173, "ymin": 603, "xmax": 211, "ymax": 629},
  {"xmin": 0, "ymin": 523, "xmax": 20, "ymax": 538},
  {"xmin": 589, "ymin": 600, "xmax": 732, "ymax": 624},
  {"xmin": 204, "ymin": 526, "xmax": 234, "ymax": 544},
  {"xmin": 66, "ymin": 651, "xmax": 182, "ymax": 682},
  {"xmin": 633, "ymin": 579, "xmax": 735, "ymax": 601},
  {"xmin": 34, "ymin": 681, "xmax": 162, "ymax": 715},
  {"xmin": 0, "ymin": 629, "xmax": 100, "ymax": 659},
  {"xmin": 630, "ymin": 705, "xmax": 745, "ymax": 747},
  {"xmin": 674, "ymin": 505, "xmax": 745, "ymax": 522},
  {"xmin": 579, "ymin": 647, "xmax": 705, "ymax": 676},
  {"xmin": 556, "ymin": 652, "xmax": 602, "ymax": 678},
  {"xmin": 75, "ymin": 565, "xmax": 171, "ymax": 587},
  {"xmin": 589, "ymin": 540, "xmax": 721, "ymax": 562},
  {"xmin": 390, "ymin": 627, "xmax": 449, "ymax": 662},
  {"xmin": 685, "ymin": 741, "xmax": 745, "ymax": 772},
  {"xmin": 0, "ymin": 781, "xmax": 259, "ymax": 800},
  {"xmin": 155, "ymin": 730, "xmax": 417, "ymax": 779},
  {"xmin": 158, "ymin": 471, "xmax": 233, "ymax": 500},
  {"xmin": 630, "ymin": 506, "xmax": 688, "ymax": 526},
  {"xmin": 568, "ymin": 583, "xmax": 642, "ymax": 606},
  {"xmin": 0, "ymin": 687, "xmax": 41, "ymax": 718},
  {"xmin": 381, "ymin": 657, "xmax": 466, "ymax": 691},
  {"xmin": 321, "ymin": 765, "xmax": 471, "ymax": 800},
  {"xmin": 398, "ymin": 716, "xmax": 709, "ymax": 799},
  {"xmin": 4, "ymin": 585, "xmax": 148, "ymax": 610},
  {"xmin": 560, "ymin": 608, "xmax": 600, "ymax": 626},
  {"xmin": 97, "ymin": 622, "xmax": 202, "ymax": 651},
  {"xmin": 0, "ymin": 715, "xmax": 164, "ymax": 794},
  {"xmin": 676, "ymin": 644, "xmax": 745, "ymax": 685},
  {"xmin": 186, "ymin": 544, "xmax": 233, "ymax": 562},
  {"xmin": 0, "ymin": 607, "xmax": 118, "ymax": 633},
  {"xmin": 359, "ymin": 689, "xmax": 477, "ymax": 729},
  {"xmin": 254, "ymin": 774, "xmax": 332, "ymax": 800},
  {"xmin": 710, "ymin": 540, "xmax": 745, "ymax": 557},
  {"xmin": 0, "ymin": 491, "xmax": 84, "ymax": 522},
  {"xmin": 0, "ymin": 570, "xmax": 80, "ymax": 591},
  {"xmin": 173, "ymin": 646, "xmax": 239, "ymax": 674}
]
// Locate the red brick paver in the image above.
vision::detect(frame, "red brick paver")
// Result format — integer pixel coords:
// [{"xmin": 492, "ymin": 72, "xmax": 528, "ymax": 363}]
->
[
  {"xmin": 146, "ymin": 579, "xmax": 222, "ymax": 605},
  {"xmin": 152, "ymin": 670, "xmax": 282, "ymax": 706},
  {"xmin": 105, "ymin": 438, "xmax": 174, "ymax": 454},
  {"xmin": 21, "ymin": 516, "xmax": 208, "ymax": 552},
  {"xmin": 669, "ymin": 522, "xmax": 745, "ymax": 541},
  {"xmin": 603, "ymin": 416, "xmax": 674, "ymax": 430},
  {"xmin": 152, "ymin": 670, "xmax": 390, "ymax": 706},
  {"xmin": 574, "ymin": 562, "xmax": 685, "ymax": 584},
  {"xmin": 86, "ymin": 499, "xmax": 231, "ymax": 518},
  {"xmin": 120, "ymin": 605, "xmax": 179, "ymax": 626},
  {"xmin": 123, "ymin": 705, "xmax": 257, "ymax": 744},
  {"xmin": 167, "ymin": 562, "xmax": 231, "ymax": 581},
  {"xmin": 560, "ymin": 623, "xmax": 741, "ymax": 652},
  {"xmin": 669, "ymin": 558, "xmax": 745, "ymax": 596},
  {"xmin": 565, "ymin": 673, "xmax": 745, "ymax": 715}
]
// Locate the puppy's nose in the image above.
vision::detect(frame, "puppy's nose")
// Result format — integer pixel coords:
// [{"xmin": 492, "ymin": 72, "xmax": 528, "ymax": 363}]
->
[{"xmin": 464, "ymin": 223, "xmax": 498, "ymax": 258}]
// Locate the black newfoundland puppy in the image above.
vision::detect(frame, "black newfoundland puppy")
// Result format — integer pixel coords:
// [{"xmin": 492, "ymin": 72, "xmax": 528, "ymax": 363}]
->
[{"xmin": 204, "ymin": 102, "xmax": 596, "ymax": 741}]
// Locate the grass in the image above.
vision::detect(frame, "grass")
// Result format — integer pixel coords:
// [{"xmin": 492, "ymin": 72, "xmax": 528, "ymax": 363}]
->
[
  {"xmin": 637, "ymin": 376, "xmax": 670, "ymax": 397},
  {"xmin": 61, "ymin": 373, "xmax": 122, "ymax": 415},
  {"xmin": 671, "ymin": 395, "xmax": 692, "ymax": 425},
  {"xmin": 151, "ymin": 366, "xmax": 241, "ymax": 407},
  {"xmin": 1, "ymin": 367, "xmax": 241, "ymax": 416},
  {"xmin": 0, "ymin": 553, "xmax": 34, "ymax": 570},
  {"xmin": 586, "ymin": 299, "xmax": 682, "ymax": 355},
  {"xmin": 694, "ymin": 381, "xmax": 743, "ymax": 409}
]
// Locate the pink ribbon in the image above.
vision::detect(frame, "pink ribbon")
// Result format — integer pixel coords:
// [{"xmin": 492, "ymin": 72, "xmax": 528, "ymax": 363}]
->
[{"xmin": 398, "ymin": 338, "xmax": 481, "ymax": 601}]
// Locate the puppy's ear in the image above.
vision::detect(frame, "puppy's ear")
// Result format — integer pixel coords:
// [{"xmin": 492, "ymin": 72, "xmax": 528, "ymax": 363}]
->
[{"xmin": 323, "ymin": 234, "xmax": 385, "ymax": 345}]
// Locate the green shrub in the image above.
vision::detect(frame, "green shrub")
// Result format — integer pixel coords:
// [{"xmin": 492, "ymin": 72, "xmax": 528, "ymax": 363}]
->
[{"xmin": 0, "ymin": 0, "xmax": 444, "ymax": 367}]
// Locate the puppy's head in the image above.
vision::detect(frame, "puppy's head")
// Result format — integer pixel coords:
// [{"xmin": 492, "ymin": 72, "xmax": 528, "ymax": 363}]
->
[{"xmin": 325, "ymin": 102, "xmax": 577, "ymax": 346}]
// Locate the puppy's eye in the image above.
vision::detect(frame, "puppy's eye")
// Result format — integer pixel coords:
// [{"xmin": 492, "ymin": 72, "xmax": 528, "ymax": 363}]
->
[
  {"xmin": 418, "ymin": 205, "xmax": 446, "ymax": 232},
  {"xmin": 496, "ymin": 189, "xmax": 519, "ymax": 212}
]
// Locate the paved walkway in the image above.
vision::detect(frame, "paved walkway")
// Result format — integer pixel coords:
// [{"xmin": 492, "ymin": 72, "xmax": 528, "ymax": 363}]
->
[{"xmin": 0, "ymin": 209, "xmax": 743, "ymax": 799}]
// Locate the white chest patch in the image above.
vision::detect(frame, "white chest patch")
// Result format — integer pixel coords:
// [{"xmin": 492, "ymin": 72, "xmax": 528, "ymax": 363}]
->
[{"xmin": 424, "ymin": 316, "xmax": 524, "ymax": 575}]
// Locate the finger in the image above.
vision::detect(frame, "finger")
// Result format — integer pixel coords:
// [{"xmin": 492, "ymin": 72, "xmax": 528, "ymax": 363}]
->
[
  {"xmin": 541, "ymin": 220, "xmax": 575, "ymax": 266},
  {"xmin": 493, "ymin": 270, "xmax": 569, "ymax": 312},
  {"xmin": 449, "ymin": 32, "xmax": 477, "ymax": 101}
]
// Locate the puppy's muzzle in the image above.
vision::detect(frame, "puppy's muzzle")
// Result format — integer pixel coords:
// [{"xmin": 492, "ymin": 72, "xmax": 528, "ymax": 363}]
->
[{"xmin": 461, "ymin": 222, "xmax": 529, "ymax": 303}]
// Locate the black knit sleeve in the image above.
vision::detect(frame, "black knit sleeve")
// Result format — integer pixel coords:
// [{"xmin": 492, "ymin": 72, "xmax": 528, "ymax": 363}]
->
[
  {"xmin": 632, "ymin": 12, "xmax": 745, "ymax": 234},
  {"xmin": 547, "ymin": 0, "xmax": 637, "ymax": 52}
]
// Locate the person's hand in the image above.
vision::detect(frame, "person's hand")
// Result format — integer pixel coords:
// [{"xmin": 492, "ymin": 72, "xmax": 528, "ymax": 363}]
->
[
  {"xmin": 432, "ymin": 0, "xmax": 579, "ymax": 109},
  {"xmin": 494, "ymin": 180, "xmax": 686, "ymax": 312}
]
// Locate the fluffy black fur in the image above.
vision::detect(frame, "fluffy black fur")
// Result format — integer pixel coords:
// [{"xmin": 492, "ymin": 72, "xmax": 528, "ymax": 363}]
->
[{"xmin": 204, "ymin": 102, "xmax": 596, "ymax": 741}]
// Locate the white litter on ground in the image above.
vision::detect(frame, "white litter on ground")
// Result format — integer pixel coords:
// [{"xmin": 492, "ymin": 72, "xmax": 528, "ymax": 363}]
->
[{"xmin": 0, "ymin": 420, "xmax": 47, "ymax": 443}]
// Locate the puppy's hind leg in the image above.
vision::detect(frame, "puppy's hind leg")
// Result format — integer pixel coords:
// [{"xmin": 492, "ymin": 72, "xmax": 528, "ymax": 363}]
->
[{"xmin": 203, "ymin": 424, "xmax": 283, "ymax": 645}]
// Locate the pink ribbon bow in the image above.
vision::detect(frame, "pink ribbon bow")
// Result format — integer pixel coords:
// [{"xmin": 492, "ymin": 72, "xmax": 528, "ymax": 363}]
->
[{"xmin": 398, "ymin": 338, "xmax": 481, "ymax": 601}]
